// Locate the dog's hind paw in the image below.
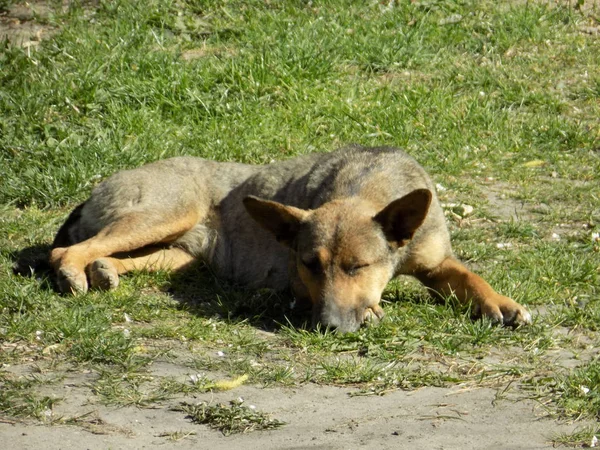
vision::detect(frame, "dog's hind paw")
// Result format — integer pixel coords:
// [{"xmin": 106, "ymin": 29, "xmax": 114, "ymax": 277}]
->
[
  {"xmin": 57, "ymin": 266, "xmax": 88, "ymax": 294},
  {"xmin": 88, "ymin": 259, "xmax": 119, "ymax": 291}
]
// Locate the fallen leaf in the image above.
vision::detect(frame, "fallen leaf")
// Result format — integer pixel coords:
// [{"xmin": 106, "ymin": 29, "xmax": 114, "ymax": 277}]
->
[{"xmin": 522, "ymin": 159, "xmax": 546, "ymax": 168}]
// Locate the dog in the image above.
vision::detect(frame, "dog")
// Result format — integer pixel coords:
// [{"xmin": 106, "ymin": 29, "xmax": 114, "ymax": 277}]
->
[{"xmin": 49, "ymin": 146, "xmax": 531, "ymax": 332}]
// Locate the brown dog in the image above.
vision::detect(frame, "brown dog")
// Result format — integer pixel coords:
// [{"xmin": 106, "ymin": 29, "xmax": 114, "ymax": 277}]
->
[{"xmin": 49, "ymin": 146, "xmax": 531, "ymax": 332}]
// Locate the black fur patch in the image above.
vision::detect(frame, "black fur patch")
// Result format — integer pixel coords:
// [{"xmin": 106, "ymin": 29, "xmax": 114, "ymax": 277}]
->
[{"xmin": 51, "ymin": 202, "xmax": 86, "ymax": 248}]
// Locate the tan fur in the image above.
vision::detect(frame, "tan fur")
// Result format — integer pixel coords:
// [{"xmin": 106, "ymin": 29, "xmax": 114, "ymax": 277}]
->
[
  {"xmin": 51, "ymin": 207, "xmax": 200, "ymax": 293},
  {"xmin": 414, "ymin": 257, "xmax": 530, "ymax": 324},
  {"xmin": 50, "ymin": 146, "xmax": 531, "ymax": 330},
  {"xmin": 402, "ymin": 232, "xmax": 450, "ymax": 274}
]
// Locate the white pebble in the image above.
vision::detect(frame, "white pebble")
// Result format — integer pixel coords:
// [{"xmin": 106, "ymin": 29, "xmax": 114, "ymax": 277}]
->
[{"xmin": 461, "ymin": 204, "xmax": 474, "ymax": 216}]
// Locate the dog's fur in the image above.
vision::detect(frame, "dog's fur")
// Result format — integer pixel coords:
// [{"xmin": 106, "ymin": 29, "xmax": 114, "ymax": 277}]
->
[{"xmin": 49, "ymin": 146, "xmax": 531, "ymax": 332}]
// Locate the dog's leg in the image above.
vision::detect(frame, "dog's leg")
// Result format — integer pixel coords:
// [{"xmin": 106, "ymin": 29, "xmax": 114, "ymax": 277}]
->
[
  {"xmin": 50, "ymin": 211, "xmax": 198, "ymax": 294},
  {"xmin": 415, "ymin": 257, "xmax": 531, "ymax": 326},
  {"xmin": 88, "ymin": 246, "xmax": 195, "ymax": 291}
]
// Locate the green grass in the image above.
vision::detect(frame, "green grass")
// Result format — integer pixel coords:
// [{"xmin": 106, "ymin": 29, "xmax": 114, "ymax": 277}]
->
[
  {"xmin": 176, "ymin": 399, "xmax": 286, "ymax": 436},
  {"xmin": 0, "ymin": 372, "xmax": 61, "ymax": 422},
  {"xmin": 552, "ymin": 426, "xmax": 600, "ymax": 448},
  {"xmin": 542, "ymin": 358, "xmax": 600, "ymax": 421},
  {"xmin": 1, "ymin": 0, "xmax": 599, "ymax": 443}
]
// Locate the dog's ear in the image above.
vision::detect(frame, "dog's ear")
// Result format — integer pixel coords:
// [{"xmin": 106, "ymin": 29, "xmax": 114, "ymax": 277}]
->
[
  {"xmin": 373, "ymin": 189, "xmax": 432, "ymax": 247},
  {"xmin": 243, "ymin": 196, "xmax": 308, "ymax": 247}
]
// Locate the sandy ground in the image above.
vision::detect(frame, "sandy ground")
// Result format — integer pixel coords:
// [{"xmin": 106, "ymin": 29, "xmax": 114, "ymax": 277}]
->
[
  {"xmin": 0, "ymin": 359, "xmax": 591, "ymax": 450},
  {"xmin": 0, "ymin": 383, "xmax": 585, "ymax": 450}
]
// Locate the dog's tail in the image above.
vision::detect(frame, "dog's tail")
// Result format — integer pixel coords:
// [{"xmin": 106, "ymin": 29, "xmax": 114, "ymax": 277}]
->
[{"xmin": 51, "ymin": 201, "xmax": 86, "ymax": 249}]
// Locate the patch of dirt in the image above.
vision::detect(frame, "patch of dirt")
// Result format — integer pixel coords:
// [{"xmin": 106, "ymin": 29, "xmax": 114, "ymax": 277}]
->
[
  {"xmin": 180, "ymin": 45, "xmax": 237, "ymax": 61},
  {"xmin": 0, "ymin": 2, "xmax": 56, "ymax": 48},
  {"xmin": 0, "ymin": 1, "xmax": 99, "ymax": 48},
  {"xmin": 480, "ymin": 182, "xmax": 541, "ymax": 223},
  {"xmin": 1, "ymin": 359, "xmax": 596, "ymax": 449},
  {"xmin": 479, "ymin": 180, "xmax": 596, "ymax": 243}
]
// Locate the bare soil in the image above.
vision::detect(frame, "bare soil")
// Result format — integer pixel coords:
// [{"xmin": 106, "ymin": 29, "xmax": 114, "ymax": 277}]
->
[
  {"xmin": 0, "ymin": 360, "xmax": 592, "ymax": 450},
  {"xmin": 0, "ymin": 2, "xmax": 56, "ymax": 48}
]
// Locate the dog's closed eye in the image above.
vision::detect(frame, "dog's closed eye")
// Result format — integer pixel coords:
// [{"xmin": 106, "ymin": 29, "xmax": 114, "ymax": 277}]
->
[
  {"xmin": 344, "ymin": 263, "xmax": 369, "ymax": 277},
  {"xmin": 302, "ymin": 257, "xmax": 323, "ymax": 274}
]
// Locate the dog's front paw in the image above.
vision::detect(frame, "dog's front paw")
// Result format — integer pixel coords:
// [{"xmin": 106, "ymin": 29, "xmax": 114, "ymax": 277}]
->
[
  {"xmin": 362, "ymin": 305, "xmax": 385, "ymax": 326},
  {"xmin": 476, "ymin": 295, "xmax": 532, "ymax": 326}
]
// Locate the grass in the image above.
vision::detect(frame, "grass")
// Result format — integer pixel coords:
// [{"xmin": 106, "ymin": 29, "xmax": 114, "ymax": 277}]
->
[
  {"xmin": 176, "ymin": 399, "xmax": 286, "ymax": 435},
  {"xmin": 553, "ymin": 426, "xmax": 600, "ymax": 448},
  {"xmin": 535, "ymin": 358, "xmax": 600, "ymax": 421},
  {"xmin": 0, "ymin": 0, "xmax": 599, "ymax": 445},
  {"xmin": 0, "ymin": 372, "xmax": 60, "ymax": 422}
]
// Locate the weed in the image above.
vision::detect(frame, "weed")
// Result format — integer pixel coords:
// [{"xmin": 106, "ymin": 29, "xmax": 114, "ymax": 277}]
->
[
  {"xmin": 552, "ymin": 426, "xmax": 600, "ymax": 448},
  {"xmin": 176, "ymin": 399, "xmax": 285, "ymax": 435},
  {"xmin": 551, "ymin": 359, "xmax": 600, "ymax": 420},
  {"xmin": 0, "ymin": 373, "xmax": 61, "ymax": 421}
]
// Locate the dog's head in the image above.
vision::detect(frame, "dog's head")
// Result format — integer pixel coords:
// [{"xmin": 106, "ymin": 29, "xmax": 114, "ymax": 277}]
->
[{"xmin": 243, "ymin": 189, "xmax": 431, "ymax": 332}]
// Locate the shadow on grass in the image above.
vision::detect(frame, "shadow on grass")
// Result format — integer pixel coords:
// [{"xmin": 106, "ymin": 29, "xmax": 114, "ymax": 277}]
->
[
  {"xmin": 12, "ymin": 243, "xmax": 311, "ymax": 332},
  {"xmin": 166, "ymin": 263, "xmax": 312, "ymax": 332},
  {"xmin": 12, "ymin": 243, "xmax": 53, "ymax": 276},
  {"xmin": 11, "ymin": 243, "xmax": 57, "ymax": 293}
]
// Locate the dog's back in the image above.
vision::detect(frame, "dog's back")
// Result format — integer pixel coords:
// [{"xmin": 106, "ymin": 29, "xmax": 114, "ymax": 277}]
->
[
  {"xmin": 224, "ymin": 146, "xmax": 434, "ymax": 209},
  {"xmin": 212, "ymin": 146, "xmax": 448, "ymax": 289},
  {"xmin": 303, "ymin": 146, "xmax": 434, "ymax": 208}
]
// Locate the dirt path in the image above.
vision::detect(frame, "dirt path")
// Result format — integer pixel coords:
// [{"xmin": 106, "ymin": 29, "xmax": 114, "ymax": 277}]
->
[{"xmin": 0, "ymin": 364, "xmax": 590, "ymax": 450}]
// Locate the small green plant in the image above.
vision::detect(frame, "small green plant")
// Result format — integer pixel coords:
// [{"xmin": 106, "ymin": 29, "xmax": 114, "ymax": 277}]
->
[
  {"xmin": 0, "ymin": 1, "xmax": 13, "ymax": 14},
  {"xmin": 551, "ymin": 359, "xmax": 600, "ymax": 421},
  {"xmin": 176, "ymin": 399, "xmax": 285, "ymax": 435},
  {"xmin": 0, "ymin": 373, "xmax": 61, "ymax": 421},
  {"xmin": 552, "ymin": 426, "xmax": 599, "ymax": 448}
]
